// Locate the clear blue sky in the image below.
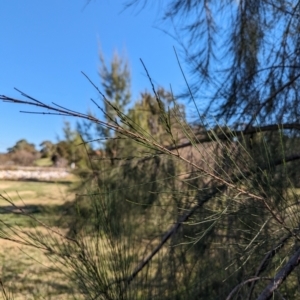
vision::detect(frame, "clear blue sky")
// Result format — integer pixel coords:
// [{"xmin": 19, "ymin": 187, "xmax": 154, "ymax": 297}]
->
[{"xmin": 0, "ymin": 0, "xmax": 188, "ymax": 152}]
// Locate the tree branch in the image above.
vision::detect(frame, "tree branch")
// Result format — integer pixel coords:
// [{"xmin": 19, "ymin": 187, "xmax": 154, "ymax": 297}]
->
[
  {"xmin": 247, "ymin": 233, "xmax": 292, "ymax": 299},
  {"xmin": 226, "ymin": 277, "xmax": 271, "ymax": 300},
  {"xmin": 126, "ymin": 184, "xmax": 225, "ymax": 284},
  {"xmin": 167, "ymin": 123, "xmax": 300, "ymax": 151},
  {"xmin": 257, "ymin": 246, "xmax": 300, "ymax": 300}
]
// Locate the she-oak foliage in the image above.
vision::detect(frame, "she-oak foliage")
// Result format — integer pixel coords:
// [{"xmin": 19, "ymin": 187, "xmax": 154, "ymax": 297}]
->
[{"xmin": 1, "ymin": 1, "xmax": 300, "ymax": 299}]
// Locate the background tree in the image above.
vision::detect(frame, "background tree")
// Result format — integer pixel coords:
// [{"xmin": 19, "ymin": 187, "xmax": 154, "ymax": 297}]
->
[
  {"xmin": 6, "ymin": 139, "xmax": 40, "ymax": 166},
  {"xmin": 99, "ymin": 50, "xmax": 131, "ymax": 131},
  {"xmin": 53, "ymin": 121, "xmax": 91, "ymax": 168},
  {"xmin": 39, "ymin": 140, "xmax": 55, "ymax": 158},
  {"xmin": 78, "ymin": 51, "xmax": 132, "ymax": 163},
  {"xmin": 7, "ymin": 139, "xmax": 37, "ymax": 154}
]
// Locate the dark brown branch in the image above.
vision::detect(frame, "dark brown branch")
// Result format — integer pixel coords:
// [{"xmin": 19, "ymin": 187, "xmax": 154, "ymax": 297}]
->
[
  {"xmin": 124, "ymin": 150, "xmax": 300, "ymax": 286},
  {"xmin": 257, "ymin": 246, "xmax": 300, "ymax": 300},
  {"xmin": 247, "ymin": 233, "xmax": 292, "ymax": 299},
  {"xmin": 126, "ymin": 184, "xmax": 225, "ymax": 284},
  {"xmin": 167, "ymin": 123, "xmax": 300, "ymax": 151},
  {"xmin": 226, "ymin": 277, "xmax": 271, "ymax": 300},
  {"xmin": 0, "ymin": 279, "xmax": 9, "ymax": 300}
]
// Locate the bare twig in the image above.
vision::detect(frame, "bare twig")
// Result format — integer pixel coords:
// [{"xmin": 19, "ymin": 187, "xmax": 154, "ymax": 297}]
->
[
  {"xmin": 0, "ymin": 279, "xmax": 9, "ymax": 300},
  {"xmin": 226, "ymin": 277, "xmax": 271, "ymax": 300},
  {"xmin": 167, "ymin": 123, "xmax": 300, "ymax": 151}
]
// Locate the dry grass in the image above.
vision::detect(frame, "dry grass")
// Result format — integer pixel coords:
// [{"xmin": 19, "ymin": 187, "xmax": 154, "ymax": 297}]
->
[
  {"xmin": 0, "ymin": 179, "xmax": 80, "ymax": 299},
  {"xmin": 0, "ymin": 229, "xmax": 80, "ymax": 300},
  {"xmin": 0, "ymin": 180, "xmax": 74, "ymax": 207}
]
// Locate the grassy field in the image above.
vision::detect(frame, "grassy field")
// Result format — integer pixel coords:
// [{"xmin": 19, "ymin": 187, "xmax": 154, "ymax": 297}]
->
[{"xmin": 0, "ymin": 179, "xmax": 79, "ymax": 299}]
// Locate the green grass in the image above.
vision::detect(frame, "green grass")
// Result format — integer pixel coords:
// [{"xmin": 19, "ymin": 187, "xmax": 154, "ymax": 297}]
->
[
  {"xmin": 0, "ymin": 181, "xmax": 75, "ymax": 206},
  {"xmin": 33, "ymin": 157, "xmax": 53, "ymax": 167},
  {"xmin": 0, "ymin": 180, "xmax": 79, "ymax": 227}
]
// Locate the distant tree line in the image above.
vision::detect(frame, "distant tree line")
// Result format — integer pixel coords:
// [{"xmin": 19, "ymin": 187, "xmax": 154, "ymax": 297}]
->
[{"xmin": 0, "ymin": 123, "xmax": 94, "ymax": 168}]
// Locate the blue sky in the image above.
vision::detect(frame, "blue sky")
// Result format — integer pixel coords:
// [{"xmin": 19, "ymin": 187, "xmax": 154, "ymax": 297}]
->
[{"xmin": 0, "ymin": 1, "xmax": 188, "ymax": 152}]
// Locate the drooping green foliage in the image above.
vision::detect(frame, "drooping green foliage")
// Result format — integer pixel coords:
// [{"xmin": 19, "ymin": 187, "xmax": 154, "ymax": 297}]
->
[{"xmin": 127, "ymin": 0, "xmax": 300, "ymax": 126}]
